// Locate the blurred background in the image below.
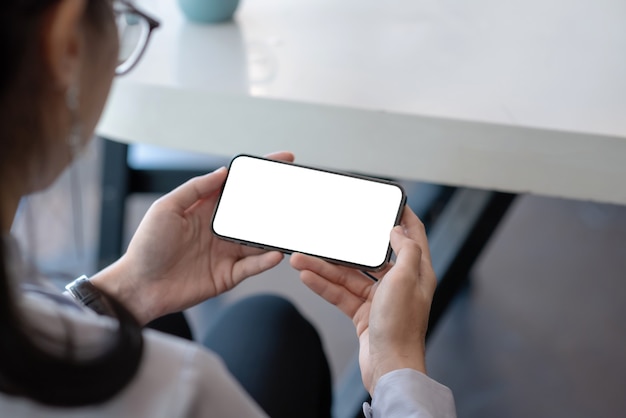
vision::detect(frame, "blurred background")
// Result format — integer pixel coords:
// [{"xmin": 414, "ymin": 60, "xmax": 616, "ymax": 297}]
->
[{"xmin": 12, "ymin": 137, "xmax": 626, "ymax": 417}]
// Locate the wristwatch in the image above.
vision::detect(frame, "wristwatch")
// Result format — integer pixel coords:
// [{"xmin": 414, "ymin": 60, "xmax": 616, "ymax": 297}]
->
[{"xmin": 65, "ymin": 275, "xmax": 115, "ymax": 317}]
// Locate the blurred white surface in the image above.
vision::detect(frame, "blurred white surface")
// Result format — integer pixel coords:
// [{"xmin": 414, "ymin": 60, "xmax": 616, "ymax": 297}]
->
[
  {"xmin": 122, "ymin": 0, "xmax": 626, "ymax": 134},
  {"xmin": 99, "ymin": 0, "xmax": 626, "ymax": 204}
]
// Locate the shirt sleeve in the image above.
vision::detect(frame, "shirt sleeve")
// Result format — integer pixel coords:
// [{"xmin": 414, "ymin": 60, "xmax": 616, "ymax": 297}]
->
[{"xmin": 363, "ymin": 369, "xmax": 457, "ymax": 418}]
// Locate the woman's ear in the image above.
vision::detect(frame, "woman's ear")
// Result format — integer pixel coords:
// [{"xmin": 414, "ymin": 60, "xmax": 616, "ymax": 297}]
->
[{"xmin": 40, "ymin": 0, "xmax": 86, "ymax": 89}]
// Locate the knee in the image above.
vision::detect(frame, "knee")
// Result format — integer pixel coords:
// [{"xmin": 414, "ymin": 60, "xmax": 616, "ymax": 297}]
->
[
  {"xmin": 218, "ymin": 294, "xmax": 318, "ymax": 342},
  {"xmin": 228, "ymin": 294, "xmax": 302, "ymax": 329}
]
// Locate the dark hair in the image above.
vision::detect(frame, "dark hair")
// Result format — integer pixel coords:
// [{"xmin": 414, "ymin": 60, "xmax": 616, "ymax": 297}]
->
[{"xmin": 0, "ymin": 0, "xmax": 144, "ymax": 407}]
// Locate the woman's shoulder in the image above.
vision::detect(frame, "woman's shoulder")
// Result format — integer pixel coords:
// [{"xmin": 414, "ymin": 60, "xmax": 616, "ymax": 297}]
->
[
  {"xmin": 138, "ymin": 328, "xmax": 266, "ymax": 417},
  {"xmin": 19, "ymin": 289, "xmax": 228, "ymax": 385},
  {"xmin": 10, "ymin": 290, "xmax": 264, "ymax": 417}
]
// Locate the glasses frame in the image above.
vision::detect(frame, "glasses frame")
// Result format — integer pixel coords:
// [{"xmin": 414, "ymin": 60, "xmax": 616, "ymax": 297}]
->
[{"xmin": 114, "ymin": 1, "xmax": 160, "ymax": 76}]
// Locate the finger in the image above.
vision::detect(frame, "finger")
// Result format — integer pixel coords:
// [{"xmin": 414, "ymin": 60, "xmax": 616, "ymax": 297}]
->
[
  {"xmin": 264, "ymin": 151, "xmax": 295, "ymax": 163},
  {"xmin": 300, "ymin": 269, "xmax": 368, "ymax": 319},
  {"xmin": 397, "ymin": 206, "xmax": 431, "ymax": 262},
  {"xmin": 367, "ymin": 260, "xmax": 395, "ymax": 281},
  {"xmin": 290, "ymin": 252, "xmax": 391, "ymax": 283},
  {"xmin": 389, "ymin": 226, "xmax": 423, "ymax": 278},
  {"xmin": 232, "ymin": 251, "xmax": 284, "ymax": 283},
  {"xmin": 162, "ymin": 167, "xmax": 228, "ymax": 211},
  {"xmin": 290, "ymin": 253, "xmax": 373, "ymax": 300},
  {"xmin": 389, "ymin": 226, "xmax": 437, "ymax": 295}
]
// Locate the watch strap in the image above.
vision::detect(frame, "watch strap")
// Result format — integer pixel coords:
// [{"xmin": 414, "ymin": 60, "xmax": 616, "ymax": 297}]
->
[{"xmin": 65, "ymin": 276, "xmax": 115, "ymax": 317}]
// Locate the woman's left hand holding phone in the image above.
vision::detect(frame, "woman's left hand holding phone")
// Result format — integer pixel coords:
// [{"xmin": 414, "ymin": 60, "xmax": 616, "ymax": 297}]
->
[{"xmin": 90, "ymin": 151, "xmax": 295, "ymax": 325}]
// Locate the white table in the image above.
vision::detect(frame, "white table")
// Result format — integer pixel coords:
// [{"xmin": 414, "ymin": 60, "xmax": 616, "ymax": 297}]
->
[{"xmin": 98, "ymin": 0, "xmax": 626, "ymax": 205}]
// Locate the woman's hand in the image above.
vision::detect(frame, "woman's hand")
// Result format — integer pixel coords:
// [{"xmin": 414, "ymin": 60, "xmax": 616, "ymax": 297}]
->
[
  {"xmin": 290, "ymin": 205, "xmax": 437, "ymax": 395},
  {"xmin": 91, "ymin": 151, "xmax": 294, "ymax": 325}
]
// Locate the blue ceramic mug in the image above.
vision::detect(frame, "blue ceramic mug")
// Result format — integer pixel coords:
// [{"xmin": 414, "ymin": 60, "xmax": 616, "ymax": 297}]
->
[{"xmin": 178, "ymin": 0, "xmax": 241, "ymax": 23}]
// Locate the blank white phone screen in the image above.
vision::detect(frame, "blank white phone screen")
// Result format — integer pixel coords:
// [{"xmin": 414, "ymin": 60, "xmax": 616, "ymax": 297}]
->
[{"xmin": 212, "ymin": 156, "xmax": 405, "ymax": 269}]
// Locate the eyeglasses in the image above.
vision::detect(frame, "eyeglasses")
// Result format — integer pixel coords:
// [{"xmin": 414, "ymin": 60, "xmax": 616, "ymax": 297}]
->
[{"xmin": 114, "ymin": 1, "xmax": 160, "ymax": 76}]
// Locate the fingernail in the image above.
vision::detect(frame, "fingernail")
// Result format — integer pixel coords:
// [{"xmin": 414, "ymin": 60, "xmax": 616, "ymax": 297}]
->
[
  {"xmin": 394, "ymin": 224, "xmax": 409, "ymax": 236},
  {"xmin": 393, "ymin": 225, "xmax": 404, "ymax": 235}
]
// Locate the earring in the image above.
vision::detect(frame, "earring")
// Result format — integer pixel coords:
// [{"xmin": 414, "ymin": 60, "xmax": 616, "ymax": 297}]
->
[{"xmin": 65, "ymin": 84, "xmax": 82, "ymax": 158}]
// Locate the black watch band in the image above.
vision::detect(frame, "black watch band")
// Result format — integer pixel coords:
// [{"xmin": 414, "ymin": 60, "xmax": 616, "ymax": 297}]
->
[{"xmin": 65, "ymin": 276, "xmax": 115, "ymax": 317}]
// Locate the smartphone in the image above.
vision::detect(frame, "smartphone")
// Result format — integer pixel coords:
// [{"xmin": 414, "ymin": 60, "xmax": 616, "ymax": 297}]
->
[{"xmin": 211, "ymin": 155, "xmax": 406, "ymax": 271}]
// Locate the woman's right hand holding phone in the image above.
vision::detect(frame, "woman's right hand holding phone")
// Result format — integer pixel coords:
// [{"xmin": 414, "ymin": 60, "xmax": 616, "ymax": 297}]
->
[{"xmin": 290, "ymin": 206, "xmax": 437, "ymax": 394}]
